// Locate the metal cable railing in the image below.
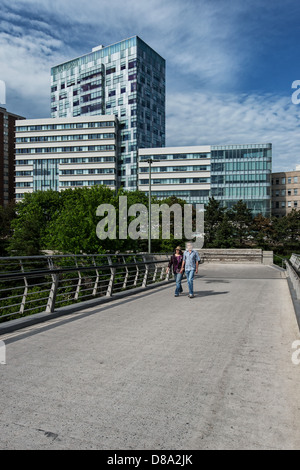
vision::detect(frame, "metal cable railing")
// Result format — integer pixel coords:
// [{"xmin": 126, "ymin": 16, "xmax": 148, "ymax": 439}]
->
[{"xmin": 0, "ymin": 253, "xmax": 171, "ymax": 323}]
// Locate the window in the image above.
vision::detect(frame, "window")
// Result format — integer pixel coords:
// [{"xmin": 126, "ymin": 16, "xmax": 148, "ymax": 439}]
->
[
  {"xmin": 276, "ymin": 179, "xmax": 279, "ymax": 185},
  {"xmin": 281, "ymin": 189, "xmax": 285, "ymax": 196},
  {"xmin": 121, "ymin": 87, "xmax": 126, "ymax": 93},
  {"xmin": 288, "ymin": 190, "xmax": 292, "ymax": 196},
  {"xmin": 106, "ymin": 67, "xmax": 116, "ymax": 75},
  {"xmin": 294, "ymin": 176, "xmax": 298, "ymax": 183},
  {"xmin": 294, "ymin": 189, "xmax": 298, "ymax": 195},
  {"xmin": 294, "ymin": 201, "xmax": 298, "ymax": 207},
  {"xmin": 282, "ymin": 178, "xmax": 285, "ymax": 184},
  {"xmin": 288, "ymin": 177, "xmax": 292, "ymax": 184},
  {"xmin": 288, "ymin": 201, "xmax": 291, "ymax": 207},
  {"xmin": 281, "ymin": 202, "xmax": 285, "ymax": 208},
  {"xmin": 275, "ymin": 202, "xmax": 279, "ymax": 208}
]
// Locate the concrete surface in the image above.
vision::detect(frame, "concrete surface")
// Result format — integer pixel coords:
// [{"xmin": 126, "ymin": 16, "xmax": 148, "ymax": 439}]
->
[{"xmin": 0, "ymin": 264, "xmax": 300, "ymax": 450}]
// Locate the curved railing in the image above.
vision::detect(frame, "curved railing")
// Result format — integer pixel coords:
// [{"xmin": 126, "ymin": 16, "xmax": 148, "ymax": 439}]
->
[
  {"xmin": 0, "ymin": 253, "xmax": 171, "ymax": 323},
  {"xmin": 286, "ymin": 253, "xmax": 300, "ymax": 300}
]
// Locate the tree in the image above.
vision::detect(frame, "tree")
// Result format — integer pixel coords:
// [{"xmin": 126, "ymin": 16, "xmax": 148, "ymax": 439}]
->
[
  {"xmin": 44, "ymin": 186, "xmax": 117, "ymax": 254},
  {"xmin": 211, "ymin": 213, "xmax": 235, "ymax": 248},
  {"xmin": 8, "ymin": 191, "xmax": 62, "ymax": 256},
  {"xmin": 228, "ymin": 200, "xmax": 253, "ymax": 247},
  {"xmin": 251, "ymin": 214, "xmax": 273, "ymax": 250},
  {"xmin": 204, "ymin": 197, "xmax": 226, "ymax": 246},
  {"xmin": 0, "ymin": 202, "xmax": 17, "ymax": 256}
]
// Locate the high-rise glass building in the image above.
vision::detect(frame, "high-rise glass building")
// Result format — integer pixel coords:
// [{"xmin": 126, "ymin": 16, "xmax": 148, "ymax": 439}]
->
[{"xmin": 50, "ymin": 36, "xmax": 166, "ymax": 190}]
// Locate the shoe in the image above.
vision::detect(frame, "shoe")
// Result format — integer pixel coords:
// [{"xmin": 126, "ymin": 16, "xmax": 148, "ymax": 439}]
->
[
  {"xmin": 189, "ymin": 294, "xmax": 194, "ymax": 298},
  {"xmin": 175, "ymin": 294, "xmax": 179, "ymax": 297}
]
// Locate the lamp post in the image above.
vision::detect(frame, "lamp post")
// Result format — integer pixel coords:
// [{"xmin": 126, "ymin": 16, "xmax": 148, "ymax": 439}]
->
[{"xmin": 147, "ymin": 159, "xmax": 152, "ymax": 254}]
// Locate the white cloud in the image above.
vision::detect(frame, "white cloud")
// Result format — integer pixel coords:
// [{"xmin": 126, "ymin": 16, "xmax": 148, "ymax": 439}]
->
[
  {"xmin": 1, "ymin": 0, "xmax": 299, "ymax": 171},
  {"xmin": 166, "ymin": 90, "xmax": 300, "ymax": 171}
]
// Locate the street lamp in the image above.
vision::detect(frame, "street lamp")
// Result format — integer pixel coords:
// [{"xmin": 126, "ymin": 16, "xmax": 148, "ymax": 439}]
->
[{"xmin": 146, "ymin": 159, "xmax": 153, "ymax": 254}]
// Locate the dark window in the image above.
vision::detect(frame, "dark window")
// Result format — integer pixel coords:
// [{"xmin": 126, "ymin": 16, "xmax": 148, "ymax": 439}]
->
[
  {"xmin": 128, "ymin": 60, "xmax": 137, "ymax": 69},
  {"xmin": 106, "ymin": 67, "xmax": 116, "ymax": 75},
  {"xmin": 121, "ymin": 87, "xmax": 126, "ymax": 94},
  {"xmin": 108, "ymin": 90, "xmax": 116, "ymax": 97},
  {"xmin": 61, "ymin": 84, "xmax": 65, "ymax": 89}
]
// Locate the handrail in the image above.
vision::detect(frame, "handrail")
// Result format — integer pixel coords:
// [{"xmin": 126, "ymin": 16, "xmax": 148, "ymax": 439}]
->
[
  {"xmin": 0, "ymin": 259, "xmax": 169, "ymax": 281},
  {"xmin": 0, "ymin": 253, "xmax": 172, "ymax": 323}
]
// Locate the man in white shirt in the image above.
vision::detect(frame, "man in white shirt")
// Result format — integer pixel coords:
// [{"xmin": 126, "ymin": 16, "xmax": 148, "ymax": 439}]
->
[{"xmin": 181, "ymin": 242, "xmax": 200, "ymax": 298}]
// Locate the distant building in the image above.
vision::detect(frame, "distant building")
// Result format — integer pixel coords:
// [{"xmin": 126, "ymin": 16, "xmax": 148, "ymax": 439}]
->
[
  {"xmin": 0, "ymin": 107, "xmax": 24, "ymax": 206},
  {"xmin": 14, "ymin": 115, "xmax": 118, "ymax": 200},
  {"xmin": 50, "ymin": 36, "xmax": 166, "ymax": 190},
  {"xmin": 139, "ymin": 143, "xmax": 272, "ymax": 217},
  {"xmin": 272, "ymin": 167, "xmax": 300, "ymax": 216}
]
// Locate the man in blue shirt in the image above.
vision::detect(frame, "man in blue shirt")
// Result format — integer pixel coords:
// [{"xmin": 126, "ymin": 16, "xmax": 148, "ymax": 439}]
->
[{"xmin": 181, "ymin": 242, "xmax": 201, "ymax": 298}]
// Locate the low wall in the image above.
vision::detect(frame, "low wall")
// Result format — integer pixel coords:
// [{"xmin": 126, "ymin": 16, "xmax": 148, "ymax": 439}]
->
[{"xmin": 197, "ymin": 249, "xmax": 273, "ymax": 264}]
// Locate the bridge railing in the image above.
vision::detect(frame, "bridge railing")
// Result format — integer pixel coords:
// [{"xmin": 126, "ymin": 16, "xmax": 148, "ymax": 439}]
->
[
  {"xmin": 286, "ymin": 253, "xmax": 300, "ymax": 300},
  {"xmin": 0, "ymin": 253, "xmax": 171, "ymax": 323}
]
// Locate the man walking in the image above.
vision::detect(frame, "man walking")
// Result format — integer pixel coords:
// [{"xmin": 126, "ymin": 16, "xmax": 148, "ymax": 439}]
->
[{"xmin": 181, "ymin": 242, "xmax": 200, "ymax": 298}]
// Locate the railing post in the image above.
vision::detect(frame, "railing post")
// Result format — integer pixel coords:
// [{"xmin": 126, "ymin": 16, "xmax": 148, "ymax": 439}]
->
[
  {"xmin": 142, "ymin": 254, "xmax": 149, "ymax": 288},
  {"xmin": 74, "ymin": 256, "xmax": 82, "ymax": 301},
  {"xmin": 106, "ymin": 255, "xmax": 115, "ymax": 297},
  {"xmin": 19, "ymin": 260, "xmax": 28, "ymax": 315},
  {"xmin": 122, "ymin": 256, "xmax": 129, "ymax": 289},
  {"xmin": 133, "ymin": 256, "xmax": 139, "ymax": 287},
  {"xmin": 46, "ymin": 257, "xmax": 59, "ymax": 313},
  {"xmin": 92, "ymin": 256, "xmax": 99, "ymax": 296}
]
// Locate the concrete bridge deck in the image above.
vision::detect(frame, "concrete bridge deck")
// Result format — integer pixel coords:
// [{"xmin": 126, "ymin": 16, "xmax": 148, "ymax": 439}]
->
[{"xmin": 0, "ymin": 263, "xmax": 299, "ymax": 450}]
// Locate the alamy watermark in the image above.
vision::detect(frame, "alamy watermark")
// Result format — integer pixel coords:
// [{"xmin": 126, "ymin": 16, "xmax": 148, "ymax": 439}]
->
[
  {"xmin": 0, "ymin": 340, "xmax": 6, "ymax": 365},
  {"xmin": 0, "ymin": 80, "xmax": 6, "ymax": 105},
  {"xmin": 291, "ymin": 80, "xmax": 300, "ymax": 104},
  {"xmin": 291, "ymin": 340, "xmax": 300, "ymax": 365},
  {"xmin": 96, "ymin": 196, "xmax": 205, "ymax": 247}
]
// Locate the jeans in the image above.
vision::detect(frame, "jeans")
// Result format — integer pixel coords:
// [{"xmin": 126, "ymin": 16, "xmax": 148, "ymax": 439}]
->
[
  {"xmin": 174, "ymin": 272, "xmax": 183, "ymax": 296},
  {"xmin": 185, "ymin": 270, "xmax": 195, "ymax": 295}
]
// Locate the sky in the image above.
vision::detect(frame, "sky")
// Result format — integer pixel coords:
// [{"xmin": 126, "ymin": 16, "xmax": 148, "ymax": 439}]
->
[{"xmin": 1, "ymin": 0, "xmax": 300, "ymax": 171}]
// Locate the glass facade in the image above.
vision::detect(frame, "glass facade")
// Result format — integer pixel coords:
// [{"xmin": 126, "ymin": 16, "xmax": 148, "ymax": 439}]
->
[
  {"xmin": 211, "ymin": 144, "xmax": 272, "ymax": 216},
  {"xmin": 139, "ymin": 144, "xmax": 272, "ymax": 217},
  {"xmin": 51, "ymin": 36, "xmax": 166, "ymax": 190}
]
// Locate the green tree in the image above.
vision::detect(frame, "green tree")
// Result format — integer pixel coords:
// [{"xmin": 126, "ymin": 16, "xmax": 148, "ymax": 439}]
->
[
  {"xmin": 211, "ymin": 213, "xmax": 235, "ymax": 248},
  {"xmin": 0, "ymin": 202, "xmax": 16, "ymax": 256},
  {"xmin": 204, "ymin": 197, "xmax": 226, "ymax": 246},
  {"xmin": 228, "ymin": 200, "xmax": 253, "ymax": 247},
  {"xmin": 44, "ymin": 186, "xmax": 116, "ymax": 254},
  {"xmin": 8, "ymin": 190, "xmax": 62, "ymax": 255},
  {"xmin": 251, "ymin": 214, "xmax": 273, "ymax": 250}
]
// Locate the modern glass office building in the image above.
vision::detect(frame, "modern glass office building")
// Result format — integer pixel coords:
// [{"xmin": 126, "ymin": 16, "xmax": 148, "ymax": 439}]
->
[
  {"xmin": 210, "ymin": 144, "xmax": 272, "ymax": 215},
  {"xmin": 139, "ymin": 143, "xmax": 272, "ymax": 217},
  {"xmin": 51, "ymin": 36, "xmax": 166, "ymax": 190}
]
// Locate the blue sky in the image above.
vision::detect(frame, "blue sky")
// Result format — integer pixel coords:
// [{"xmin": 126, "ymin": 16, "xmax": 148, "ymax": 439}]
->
[{"xmin": 1, "ymin": 0, "xmax": 300, "ymax": 171}]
